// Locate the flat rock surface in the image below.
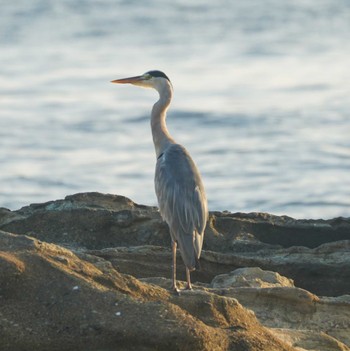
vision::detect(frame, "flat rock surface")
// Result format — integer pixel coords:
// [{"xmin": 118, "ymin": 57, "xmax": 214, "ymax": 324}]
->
[{"xmin": 0, "ymin": 192, "xmax": 349, "ymax": 351}]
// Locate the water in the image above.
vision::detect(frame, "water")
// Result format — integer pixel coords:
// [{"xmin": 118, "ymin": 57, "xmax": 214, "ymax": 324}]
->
[{"xmin": 1, "ymin": 0, "xmax": 350, "ymax": 219}]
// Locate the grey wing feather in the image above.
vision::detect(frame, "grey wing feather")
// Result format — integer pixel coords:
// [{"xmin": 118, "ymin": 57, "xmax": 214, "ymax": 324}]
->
[{"xmin": 155, "ymin": 144, "xmax": 208, "ymax": 269}]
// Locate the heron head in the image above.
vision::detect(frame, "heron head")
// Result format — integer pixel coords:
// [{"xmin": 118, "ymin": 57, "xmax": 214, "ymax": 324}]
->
[{"xmin": 111, "ymin": 70, "xmax": 172, "ymax": 90}]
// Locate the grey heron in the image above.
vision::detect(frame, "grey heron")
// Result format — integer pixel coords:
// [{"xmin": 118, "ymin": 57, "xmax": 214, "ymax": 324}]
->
[{"xmin": 111, "ymin": 70, "xmax": 208, "ymax": 292}]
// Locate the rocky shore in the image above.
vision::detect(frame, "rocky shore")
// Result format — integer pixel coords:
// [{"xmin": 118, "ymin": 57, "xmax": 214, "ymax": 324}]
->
[{"xmin": 0, "ymin": 192, "xmax": 349, "ymax": 350}]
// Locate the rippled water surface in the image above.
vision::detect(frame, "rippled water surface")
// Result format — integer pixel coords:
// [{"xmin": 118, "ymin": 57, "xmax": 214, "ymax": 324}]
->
[{"xmin": 1, "ymin": 0, "xmax": 350, "ymax": 218}]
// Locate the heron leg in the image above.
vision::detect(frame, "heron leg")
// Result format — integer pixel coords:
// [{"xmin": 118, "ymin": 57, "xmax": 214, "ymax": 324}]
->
[
  {"xmin": 185, "ymin": 267, "xmax": 193, "ymax": 290},
  {"xmin": 171, "ymin": 241, "xmax": 179, "ymax": 293}
]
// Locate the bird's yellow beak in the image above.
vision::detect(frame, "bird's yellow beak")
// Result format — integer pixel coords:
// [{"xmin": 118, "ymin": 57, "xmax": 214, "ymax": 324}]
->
[{"xmin": 111, "ymin": 75, "xmax": 144, "ymax": 84}]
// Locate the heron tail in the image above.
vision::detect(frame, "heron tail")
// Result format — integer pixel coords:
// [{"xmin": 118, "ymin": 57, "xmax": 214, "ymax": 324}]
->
[{"xmin": 176, "ymin": 230, "xmax": 203, "ymax": 271}]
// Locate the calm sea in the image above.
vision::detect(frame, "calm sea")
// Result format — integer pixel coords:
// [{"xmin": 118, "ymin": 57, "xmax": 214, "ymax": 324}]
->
[{"xmin": 1, "ymin": 0, "xmax": 350, "ymax": 219}]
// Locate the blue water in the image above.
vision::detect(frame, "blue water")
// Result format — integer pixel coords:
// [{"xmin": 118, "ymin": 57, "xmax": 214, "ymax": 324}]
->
[{"xmin": 1, "ymin": 0, "xmax": 350, "ymax": 219}]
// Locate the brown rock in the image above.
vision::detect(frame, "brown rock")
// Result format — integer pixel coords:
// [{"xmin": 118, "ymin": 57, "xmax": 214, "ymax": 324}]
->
[
  {"xmin": 0, "ymin": 230, "xmax": 292, "ymax": 351},
  {"xmin": 208, "ymin": 270, "xmax": 350, "ymax": 349},
  {"xmin": 1, "ymin": 192, "xmax": 349, "ymax": 296},
  {"xmin": 0, "ymin": 192, "xmax": 349, "ymax": 350},
  {"xmin": 210, "ymin": 267, "xmax": 295, "ymax": 288}
]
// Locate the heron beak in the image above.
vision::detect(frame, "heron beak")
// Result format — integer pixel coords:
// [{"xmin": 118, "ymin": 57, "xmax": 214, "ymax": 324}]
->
[{"xmin": 111, "ymin": 75, "xmax": 144, "ymax": 84}]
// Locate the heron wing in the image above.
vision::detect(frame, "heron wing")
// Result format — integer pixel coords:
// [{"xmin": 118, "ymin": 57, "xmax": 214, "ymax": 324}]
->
[{"xmin": 155, "ymin": 144, "xmax": 208, "ymax": 268}]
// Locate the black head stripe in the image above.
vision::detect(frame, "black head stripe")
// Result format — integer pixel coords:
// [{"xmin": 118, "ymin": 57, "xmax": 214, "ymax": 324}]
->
[{"xmin": 146, "ymin": 70, "xmax": 171, "ymax": 82}]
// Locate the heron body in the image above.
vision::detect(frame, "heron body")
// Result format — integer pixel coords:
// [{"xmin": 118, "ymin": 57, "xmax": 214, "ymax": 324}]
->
[{"xmin": 112, "ymin": 70, "xmax": 208, "ymax": 291}]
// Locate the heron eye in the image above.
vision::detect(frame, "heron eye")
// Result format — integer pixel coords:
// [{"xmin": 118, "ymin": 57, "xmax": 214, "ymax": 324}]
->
[{"xmin": 144, "ymin": 74, "xmax": 152, "ymax": 80}]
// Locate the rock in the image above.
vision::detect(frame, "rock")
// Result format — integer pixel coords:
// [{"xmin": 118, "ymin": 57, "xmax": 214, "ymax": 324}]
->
[
  {"xmin": 0, "ymin": 230, "xmax": 292, "ymax": 351},
  {"xmin": 270, "ymin": 329, "xmax": 350, "ymax": 351},
  {"xmin": 142, "ymin": 274, "xmax": 350, "ymax": 351},
  {"xmin": 210, "ymin": 267, "xmax": 295, "ymax": 288},
  {"xmin": 203, "ymin": 241, "xmax": 350, "ymax": 297},
  {"xmin": 0, "ymin": 193, "xmax": 168, "ymax": 250},
  {"xmin": 1, "ymin": 192, "xmax": 350, "ymax": 296},
  {"xmin": 0, "ymin": 192, "xmax": 349, "ymax": 350},
  {"xmin": 211, "ymin": 285, "xmax": 350, "ymax": 349}
]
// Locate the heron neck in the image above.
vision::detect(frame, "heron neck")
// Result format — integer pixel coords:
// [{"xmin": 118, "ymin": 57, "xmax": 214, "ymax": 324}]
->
[{"xmin": 151, "ymin": 88, "xmax": 175, "ymax": 158}]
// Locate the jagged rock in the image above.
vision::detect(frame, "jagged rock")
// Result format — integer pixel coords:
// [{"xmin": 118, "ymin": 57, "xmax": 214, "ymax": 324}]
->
[
  {"xmin": 210, "ymin": 285, "xmax": 350, "ymax": 349},
  {"xmin": 0, "ymin": 192, "xmax": 349, "ymax": 350},
  {"xmin": 0, "ymin": 230, "xmax": 292, "ymax": 351},
  {"xmin": 1, "ymin": 192, "xmax": 349, "ymax": 296},
  {"xmin": 142, "ymin": 274, "xmax": 350, "ymax": 351}
]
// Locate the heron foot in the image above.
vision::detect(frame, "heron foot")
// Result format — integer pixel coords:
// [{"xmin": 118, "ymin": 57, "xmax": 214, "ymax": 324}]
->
[
  {"xmin": 185, "ymin": 284, "xmax": 193, "ymax": 291},
  {"xmin": 171, "ymin": 285, "xmax": 181, "ymax": 295},
  {"xmin": 185, "ymin": 267, "xmax": 193, "ymax": 291}
]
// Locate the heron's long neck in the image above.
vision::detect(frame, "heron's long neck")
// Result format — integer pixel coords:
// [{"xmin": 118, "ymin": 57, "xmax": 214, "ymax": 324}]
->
[{"xmin": 151, "ymin": 86, "xmax": 175, "ymax": 158}]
